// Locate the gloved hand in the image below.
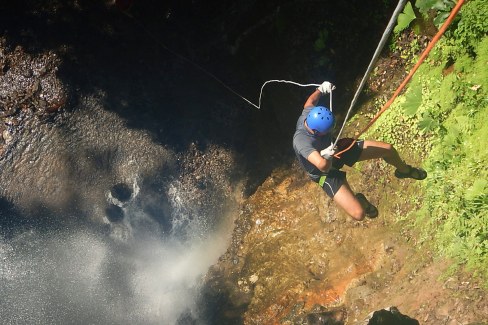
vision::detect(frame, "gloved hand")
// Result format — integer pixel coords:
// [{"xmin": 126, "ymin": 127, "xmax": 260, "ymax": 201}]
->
[
  {"xmin": 320, "ymin": 142, "xmax": 336, "ymax": 160},
  {"xmin": 317, "ymin": 81, "xmax": 335, "ymax": 94}
]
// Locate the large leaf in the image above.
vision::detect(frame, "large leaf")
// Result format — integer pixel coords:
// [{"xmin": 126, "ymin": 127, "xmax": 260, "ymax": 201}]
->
[
  {"xmin": 416, "ymin": 0, "xmax": 454, "ymax": 13},
  {"xmin": 416, "ymin": 0, "xmax": 439, "ymax": 13},
  {"xmin": 418, "ymin": 114, "xmax": 439, "ymax": 131},
  {"xmin": 434, "ymin": 11, "xmax": 451, "ymax": 27},
  {"xmin": 404, "ymin": 83, "xmax": 423, "ymax": 116},
  {"xmin": 394, "ymin": 1, "xmax": 417, "ymax": 34},
  {"xmin": 432, "ymin": 0, "xmax": 455, "ymax": 11}
]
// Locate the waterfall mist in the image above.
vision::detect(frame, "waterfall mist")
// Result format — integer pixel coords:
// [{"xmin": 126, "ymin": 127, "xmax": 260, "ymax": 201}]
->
[
  {"xmin": 0, "ymin": 188, "xmax": 235, "ymax": 325},
  {"xmin": 0, "ymin": 92, "xmax": 241, "ymax": 324}
]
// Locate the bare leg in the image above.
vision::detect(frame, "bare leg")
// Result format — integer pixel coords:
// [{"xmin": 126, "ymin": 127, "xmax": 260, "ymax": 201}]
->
[
  {"xmin": 334, "ymin": 140, "xmax": 419, "ymax": 221},
  {"xmin": 358, "ymin": 140, "xmax": 409, "ymax": 173},
  {"xmin": 333, "ymin": 180, "xmax": 365, "ymax": 221}
]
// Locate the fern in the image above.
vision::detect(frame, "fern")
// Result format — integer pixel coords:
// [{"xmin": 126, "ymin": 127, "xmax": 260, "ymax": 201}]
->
[{"xmin": 370, "ymin": 0, "xmax": 488, "ymax": 284}]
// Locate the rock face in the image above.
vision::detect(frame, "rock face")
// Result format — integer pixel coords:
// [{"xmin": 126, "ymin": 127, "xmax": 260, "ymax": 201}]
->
[
  {"xmin": 2, "ymin": 1, "xmax": 487, "ymax": 324},
  {"xmin": 200, "ymin": 160, "xmax": 488, "ymax": 324},
  {"xmin": 0, "ymin": 38, "xmax": 66, "ymax": 156},
  {"xmin": 0, "ymin": 1, "xmax": 246, "ymax": 229},
  {"xmin": 200, "ymin": 164, "xmax": 386, "ymax": 323}
]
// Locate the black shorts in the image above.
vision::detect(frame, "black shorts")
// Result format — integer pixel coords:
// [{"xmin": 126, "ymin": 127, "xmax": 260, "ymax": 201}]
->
[{"xmin": 319, "ymin": 138, "xmax": 364, "ymax": 198}]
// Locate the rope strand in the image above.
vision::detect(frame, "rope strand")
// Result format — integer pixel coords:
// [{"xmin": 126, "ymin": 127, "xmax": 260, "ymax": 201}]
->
[
  {"xmin": 120, "ymin": 0, "xmax": 465, "ymax": 152},
  {"xmin": 333, "ymin": 0, "xmax": 466, "ymax": 158},
  {"xmin": 253, "ymin": 80, "xmax": 320, "ymax": 109},
  {"xmin": 121, "ymin": 12, "xmax": 320, "ymax": 109},
  {"xmin": 333, "ymin": 0, "xmax": 408, "ymax": 148}
]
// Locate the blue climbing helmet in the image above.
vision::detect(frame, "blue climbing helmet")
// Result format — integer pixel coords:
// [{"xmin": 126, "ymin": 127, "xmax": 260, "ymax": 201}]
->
[{"xmin": 306, "ymin": 106, "xmax": 335, "ymax": 134}]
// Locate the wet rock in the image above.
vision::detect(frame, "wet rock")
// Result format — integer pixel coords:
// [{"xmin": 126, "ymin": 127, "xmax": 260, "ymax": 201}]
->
[
  {"xmin": 0, "ymin": 36, "xmax": 65, "ymax": 152},
  {"xmin": 383, "ymin": 241, "xmax": 395, "ymax": 254},
  {"xmin": 249, "ymin": 274, "xmax": 258, "ymax": 284},
  {"xmin": 105, "ymin": 204, "xmax": 124, "ymax": 222},
  {"xmin": 302, "ymin": 308, "xmax": 346, "ymax": 325},
  {"xmin": 110, "ymin": 183, "xmax": 132, "ymax": 202},
  {"xmin": 0, "ymin": 60, "xmax": 8, "ymax": 75},
  {"xmin": 2, "ymin": 130, "xmax": 12, "ymax": 144},
  {"xmin": 0, "ymin": 106, "xmax": 18, "ymax": 118},
  {"xmin": 347, "ymin": 283, "xmax": 374, "ymax": 302}
]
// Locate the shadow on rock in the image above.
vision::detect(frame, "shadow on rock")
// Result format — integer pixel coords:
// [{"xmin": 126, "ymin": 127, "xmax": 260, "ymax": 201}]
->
[
  {"xmin": 105, "ymin": 204, "xmax": 124, "ymax": 223},
  {"xmin": 363, "ymin": 307, "xmax": 419, "ymax": 325}
]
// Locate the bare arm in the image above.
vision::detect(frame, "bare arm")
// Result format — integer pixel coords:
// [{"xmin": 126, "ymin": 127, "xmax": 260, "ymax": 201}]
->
[
  {"xmin": 307, "ymin": 151, "xmax": 333, "ymax": 172},
  {"xmin": 303, "ymin": 89, "xmax": 323, "ymax": 109}
]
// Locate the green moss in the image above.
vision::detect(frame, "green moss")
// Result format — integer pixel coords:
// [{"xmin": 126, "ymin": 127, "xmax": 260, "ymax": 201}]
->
[
  {"xmin": 471, "ymin": 37, "xmax": 488, "ymax": 87},
  {"xmin": 363, "ymin": 0, "xmax": 488, "ymax": 285}
]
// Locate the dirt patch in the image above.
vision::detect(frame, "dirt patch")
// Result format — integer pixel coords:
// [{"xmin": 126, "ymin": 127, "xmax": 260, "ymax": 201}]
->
[
  {"xmin": 366, "ymin": 30, "xmax": 431, "ymax": 96},
  {"xmin": 201, "ymin": 31, "xmax": 488, "ymax": 323},
  {"xmin": 202, "ymin": 161, "xmax": 488, "ymax": 324}
]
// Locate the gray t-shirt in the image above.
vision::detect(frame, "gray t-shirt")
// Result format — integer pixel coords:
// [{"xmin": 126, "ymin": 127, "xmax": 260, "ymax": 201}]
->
[{"xmin": 293, "ymin": 106, "xmax": 333, "ymax": 182}]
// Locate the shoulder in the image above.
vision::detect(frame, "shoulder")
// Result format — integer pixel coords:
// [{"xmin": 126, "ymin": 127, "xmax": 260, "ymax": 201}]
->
[
  {"xmin": 296, "ymin": 106, "xmax": 312, "ymax": 128},
  {"xmin": 293, "ymin": 129, "xmax": 314, "ymax": 154}
]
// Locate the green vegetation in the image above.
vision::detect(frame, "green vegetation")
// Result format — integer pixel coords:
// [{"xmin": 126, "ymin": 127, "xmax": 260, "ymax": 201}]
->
[
  {"xmin": 394, "ymin": 1, "xmax": 417, "ymax": 34},
  {"xmin": 366, "ymin": 0, "xmax": 488, "ymax": 284},
  {"xmin": 416, "ymin": 0, "xmax": 456, "ymax": 27},
  {"xmin": 393, "ymin": 0, "xmax": 457, "ymax": 35}
]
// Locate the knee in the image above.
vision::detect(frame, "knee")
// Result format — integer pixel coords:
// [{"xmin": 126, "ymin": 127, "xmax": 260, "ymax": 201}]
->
[
  {"xmin": 350, "ymin": 207, "xmax": 366, "ymax": 221},
  {"xmin": 382, "ymin": 143, "xmax": 397, "ymax": 160},
  {"xmin": 383, "ymin": 142, "xmax": 394, "ymax": 154}
]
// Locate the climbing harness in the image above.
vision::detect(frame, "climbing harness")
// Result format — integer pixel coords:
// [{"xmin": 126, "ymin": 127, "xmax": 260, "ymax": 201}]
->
[{"xmin": 318, "ymin": 175, "xmax": 327, "ymax": 187}]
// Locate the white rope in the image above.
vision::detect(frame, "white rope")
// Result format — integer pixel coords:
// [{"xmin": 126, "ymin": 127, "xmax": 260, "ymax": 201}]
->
[
  {"xmin": 333, "ymin": 0, "xmax": 408, "ymax": 146},
  {"xmin": 242, "ymin": 80, "xmax": 320, "ymax": 109},
  {"xmin": 126, "ymin": 11, "xmax": 321, "ymax": 111},
  {"xmin": 248, "ymin": 1, "xmax": 406, "ymax": 131},
  {"xmin": 125, "ymin": 0, "xmax": 406, "ymax": 140},
  {"xmin": 124, "ymin": 10, "xmax": 324, "ymax": 112},
  {"xmin": 329, "ymin": 88, "xmax": 333, "ymax": 112}
]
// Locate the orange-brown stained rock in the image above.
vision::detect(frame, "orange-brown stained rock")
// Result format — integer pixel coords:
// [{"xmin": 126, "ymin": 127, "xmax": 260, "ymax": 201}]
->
[{"xmin": 209, "ymin": 161, "xmax": 488, "ymax": 324}]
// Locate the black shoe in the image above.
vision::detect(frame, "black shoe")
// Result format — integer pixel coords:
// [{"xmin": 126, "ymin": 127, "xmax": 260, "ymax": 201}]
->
[
  {"xmin": 355, "ymin": 193, "xmax": 378, "ymax": 218},
  {"xmin": 394, "ymin": 165, "xmax": 427, "ymax": 180}
]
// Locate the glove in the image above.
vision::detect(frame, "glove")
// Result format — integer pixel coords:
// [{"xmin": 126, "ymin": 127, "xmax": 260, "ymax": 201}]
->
[
  {"xmin": 320, "ymin": 142, "xmax": 336, "ymax": 160},
  {"xmin": 317, "ymin": 81, "xmax": 335, "ymax": 94}
]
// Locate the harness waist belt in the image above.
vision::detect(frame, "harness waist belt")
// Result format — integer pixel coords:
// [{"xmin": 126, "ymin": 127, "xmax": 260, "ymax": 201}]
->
[{"xmin": 318, "ymin": 175, "xmax": 327, "ymax": 187}]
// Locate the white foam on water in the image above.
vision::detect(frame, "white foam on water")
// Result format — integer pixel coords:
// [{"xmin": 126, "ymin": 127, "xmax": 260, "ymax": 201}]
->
[
  {"xmin": 129, "ymin": 230, "xmax": 230, "ymax": 324},
  {"xmin": 0, "ymin": 208, "xmax": 232, "ymax": 325}
]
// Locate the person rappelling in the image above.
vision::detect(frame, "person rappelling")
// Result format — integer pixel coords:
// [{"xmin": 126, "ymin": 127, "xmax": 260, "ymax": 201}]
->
[{"xmin": 292, "ymin": 81, "xmax": 427, "ymax": 221}]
